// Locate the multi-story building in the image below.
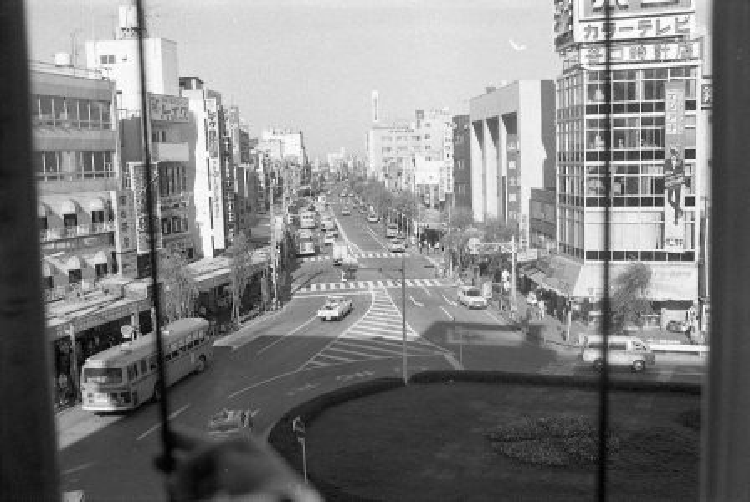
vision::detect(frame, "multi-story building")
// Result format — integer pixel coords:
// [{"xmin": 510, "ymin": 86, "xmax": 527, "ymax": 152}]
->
[
  {"xmin": 367, "ymin": 107, "xmax": 454, "ymax": 208},
  {"xmin": 452, "ymin": 115, "xmax": 472, "ymax": 210},
  {"xmin": 179, "ymin": 77, "xmax": 228, "ymax": 258},
  {"xmin": 86, "ymin": 4, "xmax": 193, "ymax": 276},
  {"xmin": 259, "ymin": 128, "xmax": 307, "ymax": 195},
  {"xmin": 33, "ymin": 60, "xmax": 121, "ymax": 296},
  {"xmin": 548, "ymin": 0, "xmax": 702, "ymax": 306},
  {"xmin": 469, "ymin": 81, "xmax": 557, "ymax": 248}
]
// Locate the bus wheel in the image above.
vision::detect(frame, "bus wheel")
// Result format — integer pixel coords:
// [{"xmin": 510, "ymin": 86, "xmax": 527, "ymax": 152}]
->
[
  {"xmin": 632, "ymin": 360, "xmax": 645, "ymax": 373},
  {"xmin": 196, "ymin": 355, "xmax": 207, "ymax": 373}
]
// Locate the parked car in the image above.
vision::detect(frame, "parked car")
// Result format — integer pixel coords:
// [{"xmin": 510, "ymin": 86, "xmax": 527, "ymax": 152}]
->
[
  {"xmin": 367, "ymin": 213, "xmax": 379, "ymax": 223},
  {"xmin": 581, "ymin": 334, "xmax": 656, "ymax": 373},
  {"xmin": 666, "ymin": 320, "xmax": 690, "ymax": 333},
  {"xmin": 388, "ymin": 238, "xmax": 406, "ymax": 253},
  {"xmin": 457, "ymin": 286, "xmax": 487, "ymax": 309},
  {"xmin": 386, "ymin": 223, "xmax": 399, "ymax": 238},
  {"xmin": 317, "ymin": 295, "xmax": 354, "ymax": 321}
]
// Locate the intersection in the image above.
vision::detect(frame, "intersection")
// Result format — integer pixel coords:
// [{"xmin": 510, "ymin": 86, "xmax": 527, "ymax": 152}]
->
[{"xmin": 56, "ymin": 198, "xmax": 705, "ymax": 501}]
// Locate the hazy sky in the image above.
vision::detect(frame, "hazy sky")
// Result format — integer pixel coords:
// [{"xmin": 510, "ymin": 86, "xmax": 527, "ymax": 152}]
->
[{"xmin": 26, "ymin": 0, "xmax": 710, "ymax": 159}]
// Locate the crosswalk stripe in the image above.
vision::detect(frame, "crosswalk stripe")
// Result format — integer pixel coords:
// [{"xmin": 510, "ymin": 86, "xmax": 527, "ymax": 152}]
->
[
  {"xmin": 316, "ymin": 353, "xmax": 354, "ymax": 363},
  {"xmin": 326, "ymin": 346, "xmax": 380, "ymax": 358}
]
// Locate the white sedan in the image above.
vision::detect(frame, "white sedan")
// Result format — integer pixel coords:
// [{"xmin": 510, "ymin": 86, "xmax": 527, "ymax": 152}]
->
[
  {"xmin": 388, "ymin": 239, "xmax": 406, "ymax": 253},
  {"xmin": 457, "ymin": 286, "xmax": 488, "ymax": 309},
  {"xmin": 367, "ymin": 214, "xmax": 379, "ymax": 223},
  {"xmin": 317, "ymin": 295, "xmax": 354, "ymax": 321}
]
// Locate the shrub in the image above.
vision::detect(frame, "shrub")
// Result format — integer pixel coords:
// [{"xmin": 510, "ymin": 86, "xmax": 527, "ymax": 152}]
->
[
  {"xmin": 614, "ymin": 426, "xmax": 699, "ymax": 473},
  {"xmin": 676, "ymin": 407, "xmax": 701, "ymax": 431},
  {"xmin": 485, "ymin": 415, "xmax": 620, "ymax": 467}
]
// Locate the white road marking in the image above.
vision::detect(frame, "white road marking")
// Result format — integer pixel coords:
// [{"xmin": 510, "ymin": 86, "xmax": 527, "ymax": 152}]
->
[
  {"xmin": 228, "ymin": 368, "xmax": 304, "ymax": 399},
  {"xmin": 409, "ymin": 295, "xmax": 424, "ymax": 307},
  {"xmin": 440, "ymin": 305, "xmax": 454, "ymax": 320},
  {"xmin": 136, "ymin": 404, "xmax": 190, "ymax": 441},
  {"xmin": 442, "ymin": 294, "xmax": 457, "ymax": 306},
  {"xmin": 257, "ymin": 316, "xmax": 319, "ymax": 354}
]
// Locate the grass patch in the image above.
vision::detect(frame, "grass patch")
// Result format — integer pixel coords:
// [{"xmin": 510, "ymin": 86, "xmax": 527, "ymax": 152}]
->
[{"xmin": 306, "ymin": 382, "xmax": 700, "ymax": 502}]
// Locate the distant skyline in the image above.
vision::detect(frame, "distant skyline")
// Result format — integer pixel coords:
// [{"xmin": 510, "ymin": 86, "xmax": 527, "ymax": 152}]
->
[{"xmin": 26, "ymin": 0, "xmax": 711, "ymax": 159}]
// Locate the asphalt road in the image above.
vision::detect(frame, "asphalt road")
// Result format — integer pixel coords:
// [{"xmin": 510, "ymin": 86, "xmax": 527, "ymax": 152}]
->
[{"xmin": 58, "ymin": 195, "xmax": 706, "ymax": 500}]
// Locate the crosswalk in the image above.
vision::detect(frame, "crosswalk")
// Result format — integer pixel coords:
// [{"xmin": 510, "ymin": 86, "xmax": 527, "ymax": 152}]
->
[
  {"xmin": 300, "ymin": 288, "xmax": 448, "ymax": 370},
  {"xmin": 300, "ymin": 252, "xmax": 408, "ymax": 262},
  {"xmin": 294, "ymin": 278, "xmax": 454, "ymax": 294}
]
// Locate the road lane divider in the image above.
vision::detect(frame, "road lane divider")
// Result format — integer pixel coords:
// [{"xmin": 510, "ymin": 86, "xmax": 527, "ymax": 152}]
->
[
  {"xmin": 442, "ymin": 293, "xmax": 457, "ymax": 306},
  {"xmin": 409, "ymin": 295, "xmax": 424, "ymax": 307},
  {"xmin": 257, "ymin": 315, "xmax": 319, "ymax": 355},
  {"xmin": 439, "ymin": 305, "xmax": 454, "ymax": 320},
  {"xmin": 136, "ymin": 404, "xmax": 190, "ymax": 441}
]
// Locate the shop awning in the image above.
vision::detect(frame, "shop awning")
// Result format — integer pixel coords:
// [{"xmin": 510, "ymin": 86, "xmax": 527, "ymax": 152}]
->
[
  {"xmin": 59, "ymin": 199, "xmax": 77, "ymax": 215},
  {"xmin": 87, "ymin": 251, "xmax": 108, "ymax": 266},
  {"xmin": 88, "ymin": 198, "xmax": 106, "ymax": 211},
  {"xmin": 66, "ymin": 256, "xmax": 81, "ymax": 270},
  {"xmin": 38, "ymin": 203, "xmax": 47, "ymax": 218},
  {"xmin": 572, "ymin": 263, "xmax": 698, "ymax": 301}
]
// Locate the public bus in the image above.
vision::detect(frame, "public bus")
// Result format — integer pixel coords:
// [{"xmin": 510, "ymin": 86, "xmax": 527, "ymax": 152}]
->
[
  {"xmin": 81, "ymin": 317, "xmax": 212, "ymax": 412},
  {"xmin": 297, "ymin": 235, "xmax": 316, "ymax": 256},
  {"xmin": 300, "ymin": 210, "xmax": 318, "ymax": 229}
]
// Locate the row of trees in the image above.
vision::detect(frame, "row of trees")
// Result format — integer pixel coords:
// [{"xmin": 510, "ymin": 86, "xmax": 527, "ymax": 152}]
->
[
  {"xmin": 353, "ymin": 178, "xmax": 655, "ymax": 334},
  {"xmin": 158, "ymin": 230, "xmax": 277, "ymax": 327}
]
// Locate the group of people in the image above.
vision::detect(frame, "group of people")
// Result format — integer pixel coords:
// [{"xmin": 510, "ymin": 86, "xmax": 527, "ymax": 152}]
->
[{"xmin": 525, "ymin": 287, "xmax": 572, "ymax": 323}]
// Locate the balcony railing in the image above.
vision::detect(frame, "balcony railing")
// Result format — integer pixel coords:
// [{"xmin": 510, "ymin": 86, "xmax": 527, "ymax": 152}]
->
[{"xmin": 40, "ymin": 222, "xmax": 115, "ymax": 241}]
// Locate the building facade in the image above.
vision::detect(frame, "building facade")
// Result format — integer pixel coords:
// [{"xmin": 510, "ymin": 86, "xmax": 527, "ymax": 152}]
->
[
  {"xmin": 452, "ymin": 114, "xmax": 472, "ymax": 210},
  {"xmin": 86, "ymin": 5, "xmax": 193, "ymax": 276},
  {"xmin": 549, "ymin": 0, "xmax": 702, "ymax": 304},
  {"xmin": 33, "ymin": 62, "xmax": 122, "ymax": 297},
  {"xmin": 469, "ymin": 80, "xmax": 557, "ymax": 248}
]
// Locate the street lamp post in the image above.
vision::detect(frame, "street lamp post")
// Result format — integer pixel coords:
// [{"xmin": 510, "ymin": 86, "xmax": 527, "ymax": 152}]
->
[{"xmin": 401, "ymin": 250, "xmax": 408, "ymax": 384}]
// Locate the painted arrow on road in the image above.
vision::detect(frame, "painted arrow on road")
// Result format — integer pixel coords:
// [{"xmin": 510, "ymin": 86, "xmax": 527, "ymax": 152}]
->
[{"xmin": 409, "ymin": 295, "xmax": 424, "ymax": 307}]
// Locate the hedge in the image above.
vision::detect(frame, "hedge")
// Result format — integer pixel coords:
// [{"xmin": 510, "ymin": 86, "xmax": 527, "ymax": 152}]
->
[
  {"xmin": 267, "ymin": 370, "xmax": 700, "ymax": 500},
  {"xmin": 408, "ymin": 370, "xmax": 702, "ymax": 395},
  {"xmin": 267, "ymin": 377, "xmax": 404, "ymax": 501}
]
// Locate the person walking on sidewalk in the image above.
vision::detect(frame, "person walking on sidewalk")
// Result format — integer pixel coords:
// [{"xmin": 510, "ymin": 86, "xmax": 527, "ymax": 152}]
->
[{"xmin": 538, "ymin": 299, "xmax": 545, "ymax": 321}]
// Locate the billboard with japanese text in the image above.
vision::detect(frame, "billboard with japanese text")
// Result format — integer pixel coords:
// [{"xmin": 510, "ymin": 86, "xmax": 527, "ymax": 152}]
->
[
  {"xmin": 574, "ymin": 13, "xmax": 694, "ymax": 43},
  {"xmin": 663, "ymin": 81, "xmax": 687, "ymax": 253},
  {"xmin": 206, "ymin": 99, "xmax": 225, "ymax": 248},
  {"xmin": 580, "ymin": 0, "xmax": 694, "ymax": 20},
  {"xmin": 148, "ymin": 94, "xmax": 189, "ymax": 123},
  {"xmin": 580, "ymin": 39, "xmax": 701, "ymax": 67},
  {"xmin": 129, "ymin": 162, "xmax": 162, "ymax": 254}
]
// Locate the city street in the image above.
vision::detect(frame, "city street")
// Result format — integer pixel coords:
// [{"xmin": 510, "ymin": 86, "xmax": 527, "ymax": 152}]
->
[{"xmin": 58, "ymin": 197, "xmax": 705, "ymax": 500}]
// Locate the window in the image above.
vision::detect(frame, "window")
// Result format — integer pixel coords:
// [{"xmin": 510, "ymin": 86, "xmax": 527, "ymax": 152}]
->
[
  {"xmin": 95, "ymin": 263, "xmax": 108, "ymax": 279},
  {"xmin": 68, "ymin": 268, "xmax": 82, "ymax": 285}
]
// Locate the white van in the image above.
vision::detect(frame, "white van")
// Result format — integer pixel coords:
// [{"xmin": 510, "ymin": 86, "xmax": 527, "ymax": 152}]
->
[{"xmin": 581, "ymin": 334, "xmax": 656, "ymax": 373}]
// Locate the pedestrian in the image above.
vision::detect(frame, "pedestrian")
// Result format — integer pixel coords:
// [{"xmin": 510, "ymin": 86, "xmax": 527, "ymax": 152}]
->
[
  {"xmin": 538, "ymin": 299, "xmax": 545, "ymax": 320},
  {"xmin": 57, "ymin": 373, "xmax": 69, "ymax": 406}
]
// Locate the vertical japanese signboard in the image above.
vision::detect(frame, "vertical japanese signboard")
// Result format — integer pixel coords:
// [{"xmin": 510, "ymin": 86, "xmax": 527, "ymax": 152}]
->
[
  {"xmin": 130, "ymin": 162, "xmax": 162, "ymax": 254},
  {"xmin": 206, "ymin": 98, "xmax": 225, "ymax": 248},
  {"xmin": 664, "ymin": 81, "xmax": 686, "ymax": 252}
]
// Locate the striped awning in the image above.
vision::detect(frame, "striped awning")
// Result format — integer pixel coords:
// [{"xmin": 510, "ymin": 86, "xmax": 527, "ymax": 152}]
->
[{"xmin": 88, "ymin": 198, "xmax": 106, "ymax": 211}]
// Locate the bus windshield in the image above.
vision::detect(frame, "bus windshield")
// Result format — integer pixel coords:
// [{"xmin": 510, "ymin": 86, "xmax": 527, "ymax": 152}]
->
[{"xmin": 83, "ymin": 367, "xmax": 124, "ymax": 384}]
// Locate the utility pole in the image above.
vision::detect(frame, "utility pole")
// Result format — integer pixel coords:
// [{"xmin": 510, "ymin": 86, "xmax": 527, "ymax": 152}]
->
[{"xmin": 268, "ymin": 157, "xmax": 278, "ymax": 310}]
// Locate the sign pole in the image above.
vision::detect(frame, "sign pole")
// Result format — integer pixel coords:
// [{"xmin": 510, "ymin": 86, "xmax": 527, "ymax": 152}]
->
[
  {"xmin": 300, "ymin": 438, "xmax": 307, "ymax": 483},
  {"xmin": 511, "ymin": 235, "xmax": 517, "ymax": 319}
]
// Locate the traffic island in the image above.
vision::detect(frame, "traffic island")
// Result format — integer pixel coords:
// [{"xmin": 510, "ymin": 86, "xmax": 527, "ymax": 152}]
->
[{"xmin": 268, "ymin": 371, "xmax": 701, "ymax": 501}]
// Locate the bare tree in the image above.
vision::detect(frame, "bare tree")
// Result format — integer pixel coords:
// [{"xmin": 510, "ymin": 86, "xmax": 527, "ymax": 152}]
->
[
  {"xmin": 161, "ymin": 250, "xmax": 199, "ymax": 323},
  {"xmin": 228, "ymin": 231, "xmax": 253, "ymax": 324},
  {"xmin": 611, "ymin": 262, "xmax": 654, "ymax": 334}
]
